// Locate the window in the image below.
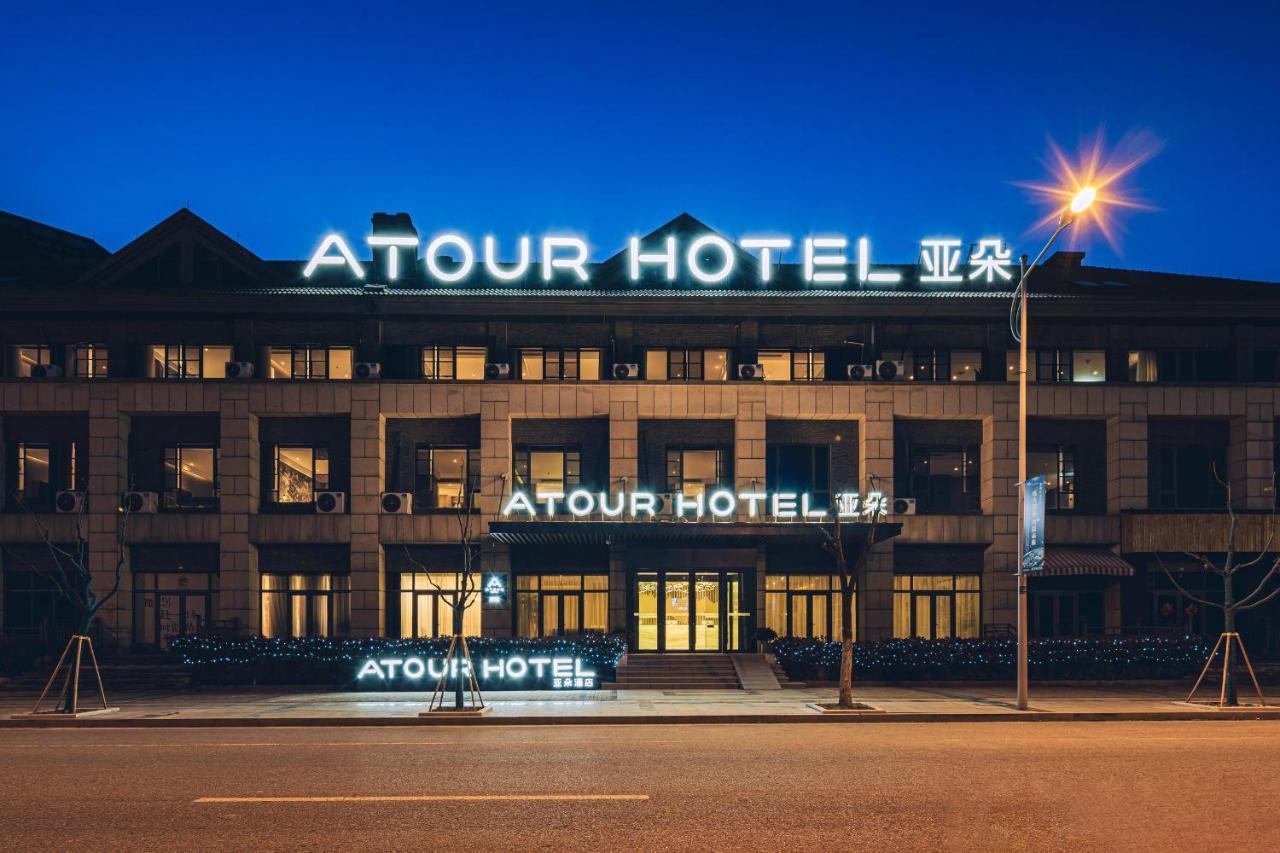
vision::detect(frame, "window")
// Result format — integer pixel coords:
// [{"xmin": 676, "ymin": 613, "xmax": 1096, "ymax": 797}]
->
[
  {"xmin": 260, "ymin": 574, "xmax": 350, "ymax": 638},
  {"xmin": 1072, "ymin": 350, "xmax": 1106, "ymax": 382},
  {"xmin": 950, "ymin": 350, "xmax": 983, "ymax": 382},
  {"xmin": 10, "ymin": 345, "xmax": 51, "ymax": 377},
  {"xmin": 266, "ymin": 346, "xmax": 353, "ymax": 380},
  {"xmin": 12, "ymin": 442, "xmax": 75, "ymax": 507},
  {"xmin": 667, "ymin": 448, "xmax": 725, "ymax": 497},
  {"xmin": 1011, "ymin": 349, "xmax": 1107, "ymax": 382},
  {"xmin": 272, "ymin": 446, "xmax": 329, "ymax": 503},
  {"xmin": 893, "ymin": 575, "xmax": 981, "ymax": 639},
  {"xmin": 757, "ymin": 350, "xmax": 792, "ymax": 381},
  {"xmin": 1152, "ymin": 445, "xmax": 1228, "ymax": 509},
  {"xmin": 3, "ymin": 568, "xmax": 78, "ymax": 638},
  {"xmin": 147, "ymin": 344, "xmax": 233, "ymax": 379},
  {"xmin": 766, "ymin": 445, "xmax": 831, "ymax": 509},
  {"xmin": 1029, "ymin": 446, "xmax": 1075, "ymax": 511},
  {"xmin": 911, "ymin": 349, "xmax": 950, "ymax": 382},
  {"xmin": 905, "ymin": 445, "xmax": 980, "ymax": 514},
  {"xmin": 518, "ymin": 348, "xmax": 601, "ymax": 381},
  {"xmin": 1128, "ymin": 350, "xmax": 1158, "ymax": 382},
  {"xmin": 1253, "ymin": 348, "xmax": 1278, "ymax": 382},
  {"xmin": 1130, "ymin": 349, "xmax": 1232, "ymax": 383},
  {"xmin": 162, "ymin": 446, "xmax": 219, "ymax": 510},
  {"xmin": 414, "ymin": 445, "xmax": 480, "ymax": 509},
  {"xmin": 644, "ymin": 348, "xmax": 730, "ymax": 381},
  {"xmin": 397, "ymin": 573, "xmax": 482, "ymax": 638},
  {"xmin": 132, "ymin": 571, "xmax": 217, "ymax": 648},
  {"xmin": 1036, "ymin": 349, "xmax": 1071, "ymax": 383},
  {"xmin": 793, "ymin": 350, "xmax": 825, "ymax": 382},
  {"xmin": 422, "ymin": 345, "xmax": 486, "ymax": 381},
  {"xmin": 516, "ymin": 575, "xmax": 608, "ymax": 638},
  {"xmin": 765, "ymin": 575, "xmax": 852, "ymax": 640},
  {"xmin": 513, "ymin": 447, "xmax": 581, "ymax": 499},
  {"xmin": 74, "ymin": 344, "xmax": 108, "ymax": 379}
]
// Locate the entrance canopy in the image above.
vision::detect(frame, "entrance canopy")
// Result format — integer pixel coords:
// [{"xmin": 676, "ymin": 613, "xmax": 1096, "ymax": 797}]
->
[{"xmin": 488, "ymin": 520, "xmax": 901, "ymax": 548}]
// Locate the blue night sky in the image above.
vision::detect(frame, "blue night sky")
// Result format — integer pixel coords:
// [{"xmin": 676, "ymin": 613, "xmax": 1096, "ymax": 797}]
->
[{"xmin": 4, "ymin": 1, "xmax": 1278, "ymax": 280}]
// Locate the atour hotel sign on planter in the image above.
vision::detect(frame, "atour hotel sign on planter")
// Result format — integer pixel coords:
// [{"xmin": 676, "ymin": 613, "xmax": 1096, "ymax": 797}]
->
[{"xmin": 357, "ymin": 655, "xmax": 598, "ymax": 690}]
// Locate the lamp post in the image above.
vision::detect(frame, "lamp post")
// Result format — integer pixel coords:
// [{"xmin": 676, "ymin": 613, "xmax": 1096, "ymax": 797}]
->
[{"xmin": 1015, "ymin": 186, "xmax": 1096, "ymax": 711}]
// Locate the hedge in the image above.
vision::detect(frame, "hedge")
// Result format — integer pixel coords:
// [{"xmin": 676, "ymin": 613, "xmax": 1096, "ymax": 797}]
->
[
  {"xmin": 770, "ymin": 636, "xmax": 1213, "ymax": 681},
  {"xmin": 168, "ymin": 634, "xmax": 628, "ymax": 688}
]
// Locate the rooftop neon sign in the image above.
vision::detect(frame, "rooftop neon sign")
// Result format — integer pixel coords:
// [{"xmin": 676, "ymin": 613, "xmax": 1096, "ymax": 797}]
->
[{"xmin": 304, "ymin": 231, "xmax": 1015, "ymax": 286}]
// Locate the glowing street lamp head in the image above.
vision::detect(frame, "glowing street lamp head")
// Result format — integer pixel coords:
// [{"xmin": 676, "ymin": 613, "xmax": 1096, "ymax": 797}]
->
[{"xmin": 1069, "ymin": 186, "xmax": 1097, "ymax": 215}]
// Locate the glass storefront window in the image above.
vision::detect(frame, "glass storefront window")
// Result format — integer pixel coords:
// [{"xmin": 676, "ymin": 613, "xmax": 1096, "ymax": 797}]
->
[
  {"xmin": 515, "ymin": 574, "xmax": 608, "ymax": 638},
  {"xmin": 133, "ymin": 571, "xmax": 217, "ymax": 648},
  {"xmin": 397, "ymin": 573, "xmax": 482, "ymax": 638},
  {"xmin": 261, "ymin": 573, "xmax": 350, "ymax": 638},
  {"xmin": 892, "ymin": 574, "xmax": 980, "ymax": 639},
  {"xmin": 765, "ymin": 574, "xmax": 851, "ymax": 640}
]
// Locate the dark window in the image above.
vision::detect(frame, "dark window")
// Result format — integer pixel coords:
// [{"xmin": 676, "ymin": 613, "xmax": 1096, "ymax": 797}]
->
[
  {"xmin": 11, "ymin": 442, "xmax": 76, "ymax": 508},
  {"xmin": 1029, "ymin": 446, "xmax": 1075, "ymax": 511},
  {"xmin": 1036, "ymin": 349, "xmax": 1072, "ymax": 383},
  {"xmin": 1254, "ymin": 348, "xmax": 1278, "ymax": 382},
  {"xmin": 905, "ymin": 445, "xmax": 980, "ymax": 514},
  {"xmin": 414, "ymin": 445, "xmax": 481, "ymax": 510},
  {"xmin": 1146, "ymin": 349, "xmax": 1234, "ymax": 383},
  {"xmin": 766, "ymin": 445, "xmax": 831, "ymax": 509},
  {"xmin": 912, "ymin": 349, "xmax": 951, "ymax": 382},
  {"xmin": 162, "ymin": 446, "xmax": 219, "ymax": 510},
  {"xmin": 1149, "ymin": 421, "xmax": 1229, "ymax": 510},
  {"xmin": 2, "ymin": 570, "xmax": 78, "ymax": 640}
]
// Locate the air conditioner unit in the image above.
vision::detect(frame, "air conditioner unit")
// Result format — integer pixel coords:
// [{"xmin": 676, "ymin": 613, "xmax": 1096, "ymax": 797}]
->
[
  {"xmin": 737, "ymin": 363, "xmax": 765, "ymax": 381},
  {"xmin": 122, "ymin": 491, "xmax": 159, "ymax": 513},
  {"xmin": 381, "ymin": 492, "xmax": 413, "ymax": 514},
  {"xmin": 875, "ymin": 359, "xmax": 906, "ymax": 381},
  {"xmin": 612, "ymin": 363, "xmax": 640, "ymax": 380},
  {"xmin": 353, "ymin": 362, "xmax": 381, "ymax": 380},
  {"xmin": 484, "ymin": 363, "xmax": 511, "ymax": 380},
  {"xmin": 847, "ymin": 363, "xmax": 874, "ymax": 381},
  {"xmin": 316, "ymin": 491, "xmax": 346, "ymax": 514},
  {"xmin": 225, "ymin": 361, "xmax": 255, "ymax": 379},
  {"xmin": 54, "ymin": 490, "xmax": 85, "ymax": 513},
  {"xmin": 31, "ymin": 364, "xmax": 63, "ymax": 379},
  {"xmin": 892, "ymin": 497, "xmax": 917, "ymax": 516}
]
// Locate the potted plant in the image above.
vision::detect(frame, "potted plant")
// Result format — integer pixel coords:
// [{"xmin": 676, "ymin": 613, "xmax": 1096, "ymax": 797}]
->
[{"xmin": 754, "ymin": 626, "xmax": 778, "ymax": 656}]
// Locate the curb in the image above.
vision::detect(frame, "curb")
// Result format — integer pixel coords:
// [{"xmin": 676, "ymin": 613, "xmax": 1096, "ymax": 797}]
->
[{"xmin": 2, "ymin": 710, "xmax": 1279, "ymax": 728}]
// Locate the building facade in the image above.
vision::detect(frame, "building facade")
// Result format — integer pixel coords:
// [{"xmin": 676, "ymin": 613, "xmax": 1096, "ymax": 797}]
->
[{"xmin": 2, "ymin": 208, "xmax": 1279, "ymax": 656}]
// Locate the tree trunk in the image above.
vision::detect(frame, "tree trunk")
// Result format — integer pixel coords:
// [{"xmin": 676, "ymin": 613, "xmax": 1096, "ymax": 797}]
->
[
  {"xmin": 452, "ymin": 600, "xmax": 465, "ymax": 710},
  {"xmin": 1223, "ymin": 572, "xmax": 1237, "ymax": 707},
  {"xmin": 838, "ymin": 575, "xmax": 855, "ymax": 708}
]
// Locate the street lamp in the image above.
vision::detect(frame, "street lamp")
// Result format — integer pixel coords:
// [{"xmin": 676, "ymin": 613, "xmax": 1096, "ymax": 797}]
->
[{"xmin": 1014, "ymin": 186, "xmax": 1096, "ymax": 711}]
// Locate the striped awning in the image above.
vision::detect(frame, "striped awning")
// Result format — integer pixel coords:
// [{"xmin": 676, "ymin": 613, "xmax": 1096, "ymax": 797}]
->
[{"xmin": 1042, "ymin": 547, "xmax": 1134, "ymax": 577}]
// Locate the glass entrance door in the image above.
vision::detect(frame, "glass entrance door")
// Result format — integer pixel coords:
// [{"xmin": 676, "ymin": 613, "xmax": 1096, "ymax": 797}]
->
[{"xmin": 633, "ymin": 571, "xmax": 743, "ymax": 652}]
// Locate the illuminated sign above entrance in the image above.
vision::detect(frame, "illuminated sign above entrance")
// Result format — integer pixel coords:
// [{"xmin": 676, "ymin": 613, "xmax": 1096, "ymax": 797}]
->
[
  {"xmin": 303, "ymin": 229, "xmax": 1015, "ymax": 287},
  {"xmin": 499, "ymin": 489, "xmax": 890, "ymax": 520}
]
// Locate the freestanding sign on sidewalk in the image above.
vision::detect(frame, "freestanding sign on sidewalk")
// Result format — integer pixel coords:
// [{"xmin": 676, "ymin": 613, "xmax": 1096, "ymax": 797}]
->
[{"xmin": 1022, "ymin": 475, "xmax": 1047, "ymax": 573}]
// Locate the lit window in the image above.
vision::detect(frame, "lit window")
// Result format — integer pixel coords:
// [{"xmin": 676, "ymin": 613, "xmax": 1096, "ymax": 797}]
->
[
  {"xmin": 893, "ymin": 574, "xmax": 980, "ymax": 639},
  {"xmin": 765, "ymin": 575, "xmax": 851, "ymax": 640},
  {"xmin": 11, "ymin": 345, "xmax": 51, "ymax": 377},
  {"xmin": 667, "ymin": 448, "xmax": 724, "ymax": 497},
  {"xmin": 266, "ymin": 346, "xmax": 353, "ymax": 380},
  {"xmin": 74, "ymin": 344, "xmax": 108, "ymax": 379},
  {"xmin": 1128, "ymin": 350, "xmax": 1158, "ymax": 382},
  {"xmin": 147, "ymin": 344, "xmax": 233, "ymax": 379},
  {"xmin": 422, "ymin": 346, "xmax": 487, "ymax": 381},
  {"xmin": 645, "ymin": 350, "xmax": 668, "ymax": 381},
  {"xmin": 520, "ymin": 349, "xmax": 545, "ymax": 381},
  {"xmin": 415, "ymin": 445, "xmax": 480, "ymax": 509},
  {"xmin": 951, "ymin": 350, "xmax": 983, "ymax": 382},
  {"xmin": 704, "ymin": 349, "xmax": 729, "ymax": 381},
  {"xmin": 758, "ymin": 350, "xmax": 792, "ymax": 381},
  {"xmin": 15, "ymin": 443, "xmax": 52, "ymax": 505},
  {"xmin": 163, "ymin": 446, "xmax": 219, "ymax": 509},
  {"xmin": 272, "ymin": 446, "xmax": 330, "ymax": 503},
  {"xmin": 1072, "ymin": 350, "xmax": 1106, "ymax": 382},
  {"xmin": 513, "ymin": 447, "xmax": 581, "ymax": 501},
  {"xmin": 1029, "ymin": 446, "xmax": 1075, "ymax": 511},
  {"xmin": 397, "ymin": 573, "xmax": 483, "ymax": 638},
  {"xmin": 516, "ymin": 574, "xmax": 608, "ymax": 638},
  {"xmin": 261, "ymin": 574, "xmax": 350, "ymax": 638},
  {"xmin": 518, "ymin": 348, "xmax": 601, "ymax": 381},
  {"xmin": 792, "ymin": 351, "xmax": 825, "ymax": 382}
]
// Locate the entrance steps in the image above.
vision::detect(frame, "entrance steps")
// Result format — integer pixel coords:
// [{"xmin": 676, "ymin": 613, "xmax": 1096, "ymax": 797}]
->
[{"xmin": 611, "ymin": 654, "xmax": 742, "ymax": 689}]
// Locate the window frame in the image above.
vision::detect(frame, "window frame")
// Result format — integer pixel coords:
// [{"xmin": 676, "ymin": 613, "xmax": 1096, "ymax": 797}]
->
[
  {"xmin": 271, "ymin": 445, "xmax": 331, "ymax": 505},
  {"xmin": 1028, "ymin": 445, "xmax": 1076, "ymax": 512},
  {"xmin": 892, "ymin": 574, "xmax": 982, "ymax": 639},
  {"xmin": 765, "ymin": 444, "xmax": 832, "ymax": 509},
  {"xmin": 10, "ymin": 345, "xmax": 52, "ymax": 378},
  {"xmin": 162, "ymin": 445, "xmax": 220, "ymax": 511},
  {"xmin": 515, "ymin": 574, "xmax": 609, "ymax": 638},
  {"xmin": 413, "ymin": 444, "xmax": 481, "ymax": 511},
  {"xmin": 517, "ymin": 347, "xmax": 602, "ymax": 382},
  {"xmin": 73, "ymin": 343, "xmax": 109, "ymax": 379},
  {"xmin": 666, "ymin": 447, "xmax": 727, "ymax": 497},
  {"xmin": 260, "ymin": 573, "xmax": 351, "ymax": 638},
  {"xmin": 148, "ymin": 344, "xmax": 233, "ymax": 380},
  {"xmin": 512, "ymin": 445, "xmax": 582, "ymax": 500}
]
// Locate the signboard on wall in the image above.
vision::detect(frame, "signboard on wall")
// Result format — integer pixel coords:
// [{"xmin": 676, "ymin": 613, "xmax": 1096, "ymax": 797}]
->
[
  {"xmin": 482, "ymin": 573, "xmax": 508, "ymax": 608},
  {"xmin": 1022, "ymin": 475, "xmax": 1046, "ymax": 573}
]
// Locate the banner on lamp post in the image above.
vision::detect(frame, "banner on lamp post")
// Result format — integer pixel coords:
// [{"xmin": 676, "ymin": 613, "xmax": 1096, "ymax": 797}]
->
[{"xmin": 1021, "ymin": 475, "xmax": 1046, "ymax": 573}]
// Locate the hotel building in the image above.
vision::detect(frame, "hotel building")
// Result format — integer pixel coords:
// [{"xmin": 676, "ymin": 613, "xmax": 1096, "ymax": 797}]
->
[{"xmin": 2, "ymin": 208, "xmax": 1278, "ymax": 657}]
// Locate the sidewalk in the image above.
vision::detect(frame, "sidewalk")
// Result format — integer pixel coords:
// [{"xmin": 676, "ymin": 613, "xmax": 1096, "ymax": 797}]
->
[{"xmin": 2, "ymin": 682, "xmax": 1278, "ymax": 726}]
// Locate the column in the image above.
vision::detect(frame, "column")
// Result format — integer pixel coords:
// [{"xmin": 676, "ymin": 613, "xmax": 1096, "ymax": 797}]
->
[
  {"xmin": 983, "ymin": 387, "xmax": 1019, "ymax": 630},
  {"xmin": 1107, "ymin": 392, "xmax": 1149, "ymax": 512},
  {"xmin": 349, "ymin": 383, "xmax": 385, "ymax": 637},
  {"xmin": 88, "ymin": 384, "xmax": 130, "ymax": 646},
  {"xmin": 857, "ymin": 386, "xmax": 895, "ymax": 641},
  {"xmin": 218, "ymin": 384, "xmax": 258, "ymax": 634},
  {"xmin": 1231, "ymin": 388, "xmax": 1275, "ymax": 510}
]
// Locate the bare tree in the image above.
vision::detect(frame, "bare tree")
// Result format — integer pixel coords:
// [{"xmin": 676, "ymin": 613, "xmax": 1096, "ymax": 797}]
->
[
  {"xmin": 0, "ymin": 492, "xmax": 131, "ymax": 712},
  {"xmin": 815, "ymin": 477, "xmax": 886, "ymax": 710},
  {"xmin": 1155, "ymin": 469, "xmax": 1279, "ymax": 706},
  {"xmin": 403, "ymin": 471, "xmax": 505, "ymax": 710}
]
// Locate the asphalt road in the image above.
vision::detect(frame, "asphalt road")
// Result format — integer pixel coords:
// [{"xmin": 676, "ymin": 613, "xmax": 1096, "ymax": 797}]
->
[{"xmin": 1, "ymin": 722, "xmax": 1277, "ymax": 851}]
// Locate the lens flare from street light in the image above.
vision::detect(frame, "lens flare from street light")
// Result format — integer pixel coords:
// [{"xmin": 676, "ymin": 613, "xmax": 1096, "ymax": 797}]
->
[
  {"xmin": 1015, "ymin": 128, "xmax": 1162, "ymax": 253},
  {"xmin": 1069, "ymin": 186, "xmax": 1097, "ymax": 214}
]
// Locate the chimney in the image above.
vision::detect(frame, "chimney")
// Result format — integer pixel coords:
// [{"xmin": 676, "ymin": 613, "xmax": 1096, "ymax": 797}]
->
[{"xmin": 370, "ymin": 212, "xmax": 419, "ymax": 283}]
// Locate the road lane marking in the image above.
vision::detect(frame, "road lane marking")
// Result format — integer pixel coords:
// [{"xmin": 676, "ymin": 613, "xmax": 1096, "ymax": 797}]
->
[{"xmin": 194, "ymin": 794, "xmax": 649, "ymax": 804}]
